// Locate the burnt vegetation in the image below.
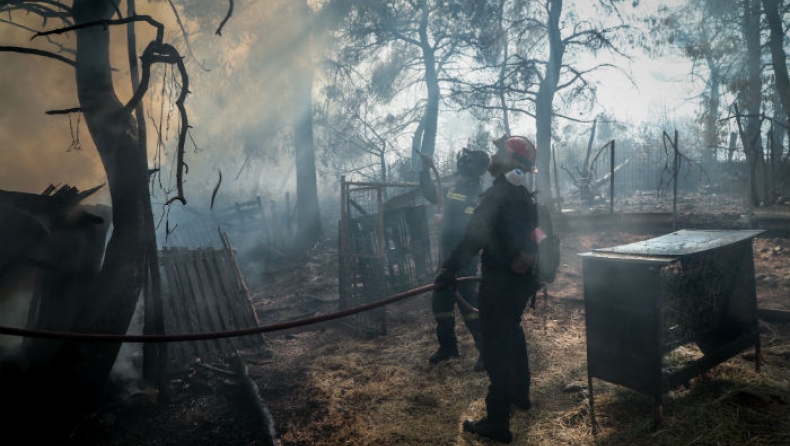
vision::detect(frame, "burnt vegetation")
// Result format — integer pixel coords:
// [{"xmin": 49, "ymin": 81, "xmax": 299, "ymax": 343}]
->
[{"xmin": 0, "ymin": 1, "xmax": 789, "ymax": 445}]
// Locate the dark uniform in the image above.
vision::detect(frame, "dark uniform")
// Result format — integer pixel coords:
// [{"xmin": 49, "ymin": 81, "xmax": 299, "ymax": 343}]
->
[
  {"xmin": 441, "ymin": 175, "xmax": 541, "ymax": 438},
  {"xmin": 419, "ymin": 162, "xmax": 484, "ymax": 365}
]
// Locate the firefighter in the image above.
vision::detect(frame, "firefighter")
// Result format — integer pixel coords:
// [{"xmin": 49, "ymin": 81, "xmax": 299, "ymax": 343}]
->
[
  {"xmin": 434, "ymin": 136, "xmax": 541, "ymax": 444},
  {"xmin": 419, "ymin": 148, "xmax": 490, "ymax": 372}
]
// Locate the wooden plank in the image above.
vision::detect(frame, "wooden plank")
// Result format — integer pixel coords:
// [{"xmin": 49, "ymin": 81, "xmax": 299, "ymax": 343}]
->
[
  {"xmin": 158, "ymin": 247, "xmax": 266, "ymax": 368},
  {"xmin": 210, "ymin": 251, "xmax": 257, "ymax": 348},
  {"xmin": 219, "ymin": 233, "xmax": 262, "ymax": 335},
  {"xmin": 183, "ymin": 250, "xmax": 226, "ymax": 359},
  {"xmin": 193, "ymin": 250, "xmax": 238, "ymax": 353},
  {"xmin": 173, "ymin": 252, "xmax": 211, "ymax": 360},
  {"xmin": 167, "ymin": 251, "xmax": 200, "ymax": 368},
  {"xmin": 218, "ymin": 248, "xmax": 264, "ymax": 348},
  {"xmin": 160, "ymin": 254, "xmax": 193, "ymax": 371},
  {"xmin": 200, "ymin": 250, "xmax": 243, "ymax": 351}
]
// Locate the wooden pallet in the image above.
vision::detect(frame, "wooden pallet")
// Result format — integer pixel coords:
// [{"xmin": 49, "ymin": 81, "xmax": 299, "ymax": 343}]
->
[{"xmin": 158, "ymin": 237, "xmax": 264, "ymax": 372}]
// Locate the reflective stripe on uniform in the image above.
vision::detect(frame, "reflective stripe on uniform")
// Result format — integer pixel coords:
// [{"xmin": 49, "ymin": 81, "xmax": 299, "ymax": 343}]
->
[
  {"xmin": 446, "ymin": 192, "xmax": 467, "ymax": 201},
  {"xmin": 464, "ymin": 206, "xmax": 475, "ymax": 214}
]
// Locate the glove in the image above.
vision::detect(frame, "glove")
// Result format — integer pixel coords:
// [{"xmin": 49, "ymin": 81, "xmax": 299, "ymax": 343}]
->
[
  {"xmin": 510, "ymin": 251, "xmax": 535, "ymax": 275},
  {"xmin": 434, "ymin": 268, "xmax": 457, "ymax": 290}
]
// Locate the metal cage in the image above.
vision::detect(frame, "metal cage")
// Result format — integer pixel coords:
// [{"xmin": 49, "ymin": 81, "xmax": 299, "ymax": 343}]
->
[
  {"xmin": 338, "ymin": 177, "xmax": 439, "ymax": 337},
  {"xmin": 580, "ymin": 229, "xmax": 763, "ymax": 429}
]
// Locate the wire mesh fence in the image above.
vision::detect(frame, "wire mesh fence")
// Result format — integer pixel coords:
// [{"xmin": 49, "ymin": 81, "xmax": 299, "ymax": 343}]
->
[
  {"xmin": 554, "ymin": 141, "xmax": 750, "ymax": 215},
  {"xmin": 338, "ymin": 178, "xmax": 439, "ymax": 337},
  {"xmin": 659, "ymin": 240, "xmax": 755, "ymax": 355}
]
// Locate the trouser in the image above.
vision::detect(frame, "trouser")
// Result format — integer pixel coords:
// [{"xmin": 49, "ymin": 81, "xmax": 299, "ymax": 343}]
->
[
  {"xmin": 432, "ymin": 260, "xmax": 481, "ymax": 349},
  {"xmin": 477, "ymin": 272, "xmax": 533, "ymax": 422}
]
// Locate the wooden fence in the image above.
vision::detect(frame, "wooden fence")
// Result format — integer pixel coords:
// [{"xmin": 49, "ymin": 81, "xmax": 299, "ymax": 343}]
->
[
  {"xmin": 159, "ymin": 194, "xmax": 294, "ymax": 253},
  {"xmin": 158, "ymin": 235, "xmax": 265, "ymax": 372}
]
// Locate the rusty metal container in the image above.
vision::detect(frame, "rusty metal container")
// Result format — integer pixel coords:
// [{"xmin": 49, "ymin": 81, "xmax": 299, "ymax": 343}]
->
[{"xmin": 579, "ymin": 229, "xmax": 764, "ymax": 429}]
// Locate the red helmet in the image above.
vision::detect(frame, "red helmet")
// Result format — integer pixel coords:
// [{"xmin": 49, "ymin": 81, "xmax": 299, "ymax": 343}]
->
[{"xmin": 503, "ymin": 136, "xmax": 536, "ymax": 170}]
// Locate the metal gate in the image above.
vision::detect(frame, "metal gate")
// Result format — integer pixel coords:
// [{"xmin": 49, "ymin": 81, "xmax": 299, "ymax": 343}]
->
[{"xmin": 338, "ymin": 177, "xmax": 439, "ymax": 337}]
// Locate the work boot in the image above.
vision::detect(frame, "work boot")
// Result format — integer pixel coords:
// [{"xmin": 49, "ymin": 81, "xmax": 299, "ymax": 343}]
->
[
  {"xmin": 430, "ymin": 318, "xmax": 459, "ymax": 364},
  {"xmin": 429, "ymin": 344, "xmax": 459, "ymax": 364},
  {"xmin": 462, "ymin": 417, "xmax": 512, "ymax": 444}
]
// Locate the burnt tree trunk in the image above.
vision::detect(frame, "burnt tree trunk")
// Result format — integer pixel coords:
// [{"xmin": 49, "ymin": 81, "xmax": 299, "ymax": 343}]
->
[
  {"xmin": 294, "ymin": 0, "xmax": 322, "ymax": 250},
  {"xmin": 740, "ymin": 0, "xmax": 765, "ymax": 207},
  {"xmin": 410, "ymin": 2, "xmax": 440, "ymax": 178},
  {"xmin": 763, "ymin": 0, "xmax": 790, "ymax": 149},
  {"xmin": 535, "ymin": 0, "xmax": 564, "ymax": 205},
  {"xmin": 703, "ymin": 58, "xmax": 722, "ymax": 165},
  {"xmin": 417, "ymin": 7, "xmax": 440, "ymax": 163},
  {"xmin": 46, "ymin": 0, "xmax": 151, "ymax": 410}
]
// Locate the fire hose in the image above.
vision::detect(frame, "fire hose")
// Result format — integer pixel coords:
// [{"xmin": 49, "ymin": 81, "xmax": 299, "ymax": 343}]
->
[{"xmin": 0, "ymin": 276, "xmax": 483, "ymax": 343}]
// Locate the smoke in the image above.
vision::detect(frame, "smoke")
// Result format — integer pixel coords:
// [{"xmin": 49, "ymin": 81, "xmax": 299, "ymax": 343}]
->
[
  {"xmin": 109, "ymin": 295, "xmax": 144, "ymax": 397},
  {"xmin": 1, "ymin": 1, "xmax": 338, "ymax": 221},
  {"xmin": 0, "ymin": 267, "xmax": 37, "ymax": 353},
  {"xmin": 0, "ymin": 4, "xmax": 173, "ymax": 201},
  {"xmin": 0, "ymin": 32, "xmax": 105, "ymax": 195}
]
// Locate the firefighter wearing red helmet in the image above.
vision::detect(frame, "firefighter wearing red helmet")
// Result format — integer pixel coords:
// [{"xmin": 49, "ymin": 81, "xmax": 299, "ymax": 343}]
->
[
  {"xmin": 493, "ymin": 135, "xmax": 537, "ymax": 173},
  {"xmin": 435, "ymin": 134, "xmax": 541, "ymax": 443}
]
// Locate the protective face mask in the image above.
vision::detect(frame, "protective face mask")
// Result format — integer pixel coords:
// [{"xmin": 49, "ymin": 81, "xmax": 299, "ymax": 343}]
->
[{"xmin": 505, "ymin": 168, "xmax": 525, "ymax": 186}]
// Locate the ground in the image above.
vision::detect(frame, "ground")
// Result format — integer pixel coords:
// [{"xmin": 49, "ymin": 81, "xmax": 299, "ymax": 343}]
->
[{"xmin": 64, "ymin": 212, "xmax": 789, "ymax": 446}]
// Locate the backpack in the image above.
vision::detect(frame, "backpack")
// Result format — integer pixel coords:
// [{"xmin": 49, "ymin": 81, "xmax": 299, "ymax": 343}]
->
[{"xmin": 533, "ymin": 204, "xmax": 561, "ymax": 284}]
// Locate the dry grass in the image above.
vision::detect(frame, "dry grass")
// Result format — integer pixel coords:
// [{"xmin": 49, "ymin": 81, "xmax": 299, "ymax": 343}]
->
[
  {"xmin": 247, "ymin": 231, "xmax": 790, "ymax": 446},
  {"xmin": 250, "ymin": 296, "xmax": 789, "ymax": 445}
]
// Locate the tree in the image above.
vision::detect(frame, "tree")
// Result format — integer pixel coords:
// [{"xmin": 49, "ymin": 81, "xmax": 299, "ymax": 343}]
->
[
  {"xmin": 154, "ymin": 1, "xmax": 325, "ymax": 250},
  {"xmin": 324, "ymin": 0, "xmax": 484, "ymax": 179},
  {"xmin": 657, "ymin": 0, "xmax": 741, "ymax": 164},
  {"xmin": 526, "ymin": 1, "xmax": 642, "ymax": 204},
  {"xmin": 293, "ymin": 0, "xmax": 322, "ymax": 249},
  {"xmin": 0, "ymin": 0, "xmax": 205, "ymax": 437},
  {"xmin": 763, "ymin": 0, "xmax": 790, "ymax": 202},
  {"xmin": 762, "ymin": 0, "xmax": 790, "ymax": 150},
  {"xmin": 452, "ymin": 0, "xmax": 637, "ymax": 206},
  {"xmin": 317, "ymin": 85, "xmax": 408, "ymax": 183}
]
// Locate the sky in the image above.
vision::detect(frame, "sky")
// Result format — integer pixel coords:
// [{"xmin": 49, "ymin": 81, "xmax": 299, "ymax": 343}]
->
[
  {"xmin": 593, "ymin": 53, "xmax": 697, "ymax": 125},
  {"xmin": 0, "ymin": 0, "xmax": 702, "ymax": 205},
  {"xmin": 0, "ymin": 2, "xmax": 170, "ymax": 201},
  {"xmin": 569, "ymin": 0, "xmax": 698, "ymax": 125}
]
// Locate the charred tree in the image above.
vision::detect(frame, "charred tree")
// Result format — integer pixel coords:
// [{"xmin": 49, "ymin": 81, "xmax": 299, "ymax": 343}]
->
[
  {"xmin": 535, "ymin": 0, "xmax": 563, "ymax": 205},
  {"xmin": 0, "ymin": 0, "xmax": 203, "ymax": 438},
  {"xmin": 45, "ymin": 0, "xmax": 150, "ymax": 410},
  {"xmin": 762, "ymin": 0, "xmax": 790, "ymax": 148},
  {"xmin": 739, "ymin": 0, "xmax": 766, "ymax": 207},
  {"xmin": 294, "ymin": 0, "xmax": 322, "ymax": 250}
]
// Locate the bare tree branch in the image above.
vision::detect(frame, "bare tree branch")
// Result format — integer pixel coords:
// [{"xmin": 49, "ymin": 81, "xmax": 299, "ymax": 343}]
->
[
  {"xmin": 1, "ymin": 2, "xmax": 71, "ymax": 19},
  {"xmin": 216, "ymin": 0, "xmax": 233, "ymax": 36},
  {"xmin": 0, "ymin": 44, "xmax": 74, "ymax": 65},
  {"xmin": 45, "ymin": 107, "xmax": 82, "ymax": 114},
  {"xmin": 166, "ymin": 0, "xmax": 210, "ymax": 71},
  {"xmin": 0, "ymin": 0, "xmax": 71, "ymax": 12},
  {"xmin": 32, "ymin": 14, "xmax": 164, "ymax": 44},
  {"xmin": 0, "ymin": 17, "xmax": 77, "ymax": 54},
  {"xmin": 132, "ymin": 42, "xmax": 190, "ymax": 206},
  {"xmin": 26, "ymin": 13, "xmax": 193, "ymax": 206}
]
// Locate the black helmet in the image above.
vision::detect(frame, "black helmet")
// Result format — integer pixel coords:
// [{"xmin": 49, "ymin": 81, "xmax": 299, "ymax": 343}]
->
[{"xmin": 457, "ymin": 148, "xmax": 490, "ymax": 178}]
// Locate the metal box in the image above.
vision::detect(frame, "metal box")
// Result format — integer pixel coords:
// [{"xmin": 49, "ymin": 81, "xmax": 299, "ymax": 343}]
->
[{"xmin": 579, "ymin": 229, "xmax": 763, "ymax": 429}]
